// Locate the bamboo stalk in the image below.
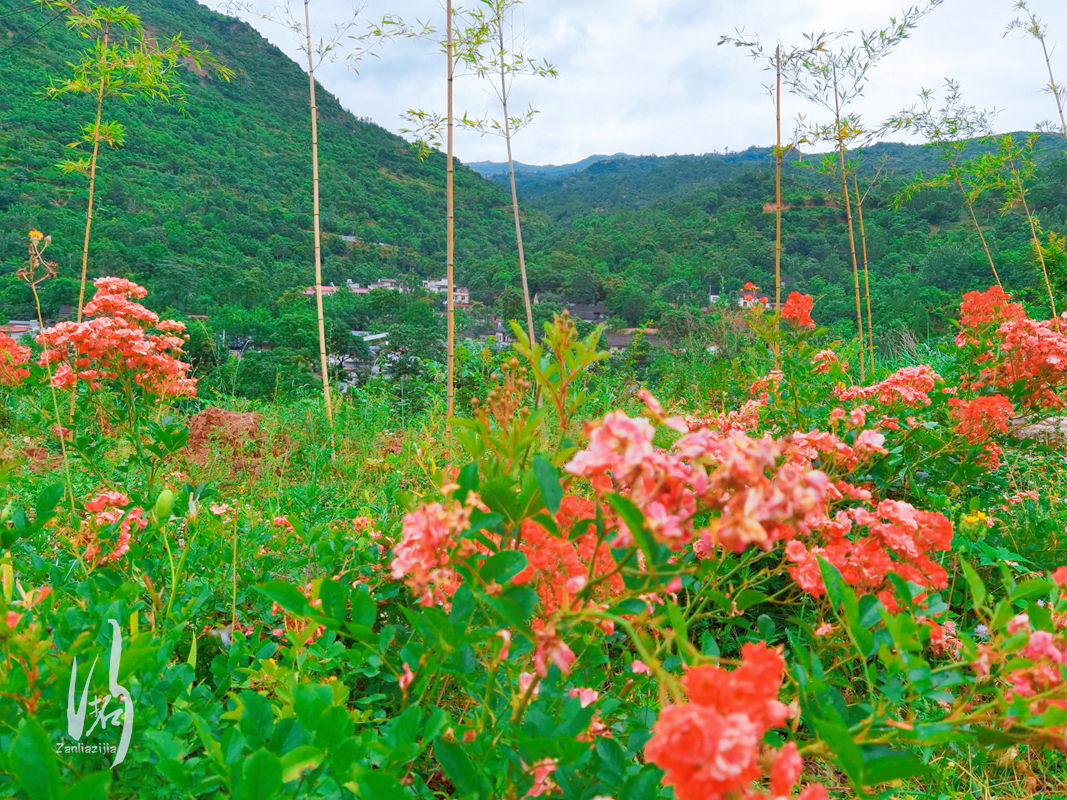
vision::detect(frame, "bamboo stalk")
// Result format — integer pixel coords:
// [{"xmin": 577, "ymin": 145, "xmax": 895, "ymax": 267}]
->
[
  {"xmin": 1038, "ymin": 33, "xmax": 1067, "ymax": 138},
  {"xmin": 774, "ymin": 45, "xmax": 782, "ymax": 368},
  {"xmin": 304, "ymin": 0, "xmax": 333, "ymax": 428},
  {"xmin": 499, "ymin": 16, "xmax": 535, "ymax": 346},
  {"xmin": 446, "ymin": 0, "xmax": 455, "ymax": 422},
  {"xmin": 953, "ymin": 172, "xmax": 1001, "ymax": 287},
  {"xmin": 852, "ymin": 171, "xmax": 875, "ymax": 371},
  {"xmin": 833, "ymin": 67, "xmax": 865, "ymax": 379},
  {"xmin": 76, "ymin": 29, "xmax": 108, "ymax": 323}
]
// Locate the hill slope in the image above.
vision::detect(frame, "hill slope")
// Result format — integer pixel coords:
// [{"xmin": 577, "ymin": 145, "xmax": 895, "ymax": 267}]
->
[{"xmin": 0, "ymin": 0, "xmax": 513, "ymax": 317}]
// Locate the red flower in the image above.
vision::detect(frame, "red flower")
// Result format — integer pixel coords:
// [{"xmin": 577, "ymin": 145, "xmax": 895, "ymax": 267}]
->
[
  {"xmin": 782, "ymin": 292, "xmax": 815, "ymax": 328},
  {"xmin": 0, "ymin": 332, "xmax": 30, "ymax": 386},
  {"xmin": 36, "ymin": 277, "xmax": 195, "ymax": 397},
  {"xmin": 645, "ymin": 642, "xmax": 790, "ymax": 800}
]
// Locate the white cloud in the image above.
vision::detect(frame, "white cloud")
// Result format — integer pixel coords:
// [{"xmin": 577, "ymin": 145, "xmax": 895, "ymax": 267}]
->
[{"xmin": 205, "ymin": 0, "xmax": 1067, "ymax": 164}]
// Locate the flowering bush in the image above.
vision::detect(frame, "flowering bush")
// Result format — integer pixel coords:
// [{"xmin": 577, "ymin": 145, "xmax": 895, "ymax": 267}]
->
[
  {"xmin": 38, "ymin": 277, "xmax": 195, "ymax": 398},
  {"xmin": 3, "ymin": 291, "xmax": 1067, "ymax": 798}
]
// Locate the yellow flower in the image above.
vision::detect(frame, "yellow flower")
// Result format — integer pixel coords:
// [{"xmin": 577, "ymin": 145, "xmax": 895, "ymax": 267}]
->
[
  {"xmin": 29, "ymin": 229, "xmax": 43, "ymax": 241},
  {"xmin": 962, "ymin": 510, "xmax": 987, "ymax": 526}
]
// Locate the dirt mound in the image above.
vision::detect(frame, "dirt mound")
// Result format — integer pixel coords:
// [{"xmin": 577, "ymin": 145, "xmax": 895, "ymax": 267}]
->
[{"xmin": 185, "ymin": 407, "xmax": 265, "ymax": 472}]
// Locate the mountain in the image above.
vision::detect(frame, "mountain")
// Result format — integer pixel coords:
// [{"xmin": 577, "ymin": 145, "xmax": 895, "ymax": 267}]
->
[
  {"xmin": 509, "ymin": 135, "xmax": 1067, "ymax": 336},
  {"xmin": 0, "ymin": 0, "xmax": 513, "ymax": 318},
  {"xmin": 466, "ymin": 153, "xmax": 637, "ymax": 180}
]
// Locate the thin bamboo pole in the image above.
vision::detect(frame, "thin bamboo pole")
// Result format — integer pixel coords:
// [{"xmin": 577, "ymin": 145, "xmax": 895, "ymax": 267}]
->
[
  {"xmin": 305, "ymin": 0, "xmax": 333, "ymax": 427},
  {"xmin": 774, "ymin": 45, "xmax": 782, "ymax": 368},
  {"xmin": 853, "ymin": 171, "xmax": 875, "ymax": 371},
  {"xmin": 499, "ymin": 17, "xmax": 535, "ymax": 345},
  {"xmin": 952, "ymin": 172, "xmax": 1001, "ymax": 287},
  {"xmin": 76, "ymin": 29, "xmax": 108, "ymax": 323},
  {"xmin": 832, "ymin": 67, "xmax": 865, "ymax": 379},
  {"xmin": 446, "ymin": 0, "xmax": 455, "ymax": 422}
]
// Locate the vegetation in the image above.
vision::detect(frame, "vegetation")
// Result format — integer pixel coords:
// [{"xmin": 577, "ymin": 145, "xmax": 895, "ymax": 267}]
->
[{"xmin": 3, "ymin": 0, "xmax": 1067, "ymax": 798}]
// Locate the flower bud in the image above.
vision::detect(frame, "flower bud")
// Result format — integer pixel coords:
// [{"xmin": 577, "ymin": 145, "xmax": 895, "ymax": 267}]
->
[{"xmin": 153, "ymin": 489, "xmax": 174, "ymax": 523}]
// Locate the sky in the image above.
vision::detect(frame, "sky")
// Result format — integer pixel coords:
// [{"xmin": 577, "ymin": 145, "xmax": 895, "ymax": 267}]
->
[{"xmin": 205, "ymin": 0, "xmax": 1067, "ymax": 165}]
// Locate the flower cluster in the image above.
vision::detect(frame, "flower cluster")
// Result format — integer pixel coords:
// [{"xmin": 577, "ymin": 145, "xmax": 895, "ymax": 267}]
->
[
  {"xmin": 37, "ymin": 277, "xmax": 195, "ymax": 397},
  {"xmin": 948, "ymin": 394, "xmax": 1015, "ymax": 468},
  {"xmin": 389, "ymin": 492, "xmax": 477, "ymax": 609},
  {"xmin": 513, "ymin": 495, "xmax": 623, "ymax": 620},
  {"xmin": 269, "ymin": 581, "xmax": 326, "ymax": 644},
  {"xmin": 781, "ymin": 292, "xmax": 815, "ymax": 329},
  {"xmin": 786, "ymin": 497, "xmax": 953, "ymax": 608},
  {"xmin": 645, "ymin": 642, "xmax": 827, "ymax": 800},
  {"xmin": 835, "ymin": 364, "xmax": 940, "ymax": 408},
  {"xmin": 565, "ymin": 409, "xmax": 833, "ymax": 554},
  {"xmin": 0, "ymin": 333, "xmax": 30, "ymax": 386},
  {"xmin": 75, "ymin": 491, "xmax": 148, "ymax": 565},
  {"xmin": 956, "ymin": 286, "xmax": 1067, "ymax": 408},
  {"xmin": 970, "ymin": 575, "xmax": 1067, "ymax": 751}
]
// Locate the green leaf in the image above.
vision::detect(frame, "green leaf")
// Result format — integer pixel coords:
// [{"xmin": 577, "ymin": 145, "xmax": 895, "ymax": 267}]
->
[
  {"xmin": 280, "ymin": 745, "xmax": 323, "ymax": 784},
  {"xmin": 619, "ymin": 765, "xmax": 663, "ymax": 800},
  {"xmin": 532, "ymin": 455, "xmax": 562, "ymax": 514},
  {"xmin": 34, "ymin": 482, "xmax": 65, "ymax": 529},
  {"xmin": 434, "ymin": 738, "xmax": 488, "ymax": 797},
  {"xmin": 319, "ymin": 578, "xmax": 347, "ymax": 622},
  {"xmin": 59, "ymin": 772, "xmax": 111, "ymax": 800},
  {"xmin": 238, "ymin": 749, "xmax": 282, "ymax": 800},
  {"xmin": 606, "ymin": 493, "xmax": 654, "ymax": 561},
  {"xmin": 959, "ymin": 559, "xmax": 986, "ymax": 611},
  {"xmin": 239, "ymin": 691, "xmax": 274, "ymax": 746},
  {"xmin": 1011, "ymin": 578, "xmax": 1054, "ymax": 602},
  {"xmin": 862, "ymin": 748, "xmax": 929, "ymax": 784},
  {"xmin": 256, "ymin": 581, "xmax": 313, "ymax": 616},
  {"xmin": 10, "ymin": 719, "xmax": 61, "ymax": 800},
  {"xmin": 666, "ymin": 601, "xmax": 689, "ymax": 651}
]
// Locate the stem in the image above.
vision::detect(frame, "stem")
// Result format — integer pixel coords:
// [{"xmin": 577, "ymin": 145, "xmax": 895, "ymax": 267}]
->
[
  {"xmin": 29, "ymin": 281, "xmax": 76, "ymax": 514},
  {"xmin": 498, "ymin": 16, "xmax": 535, "ymax": 348},
  {"xmin": 1038, "ymin": 33, "xmax": 1067, "ymax": 138},
  {"xmin": 76, "ymin": 29, "xmax": 108, "ymax": 324},
  {"xmin": 852, "ymin": 171, "xmax": 875, "ymax": 371},
  {"xmin": 231, "ymin": 517, "xmax": 238, "ymax": 631},
  {"xmin": 1013, "ymin": 161, "xmax": 1057, "ymax": 318},
  {"xmin": 774, "ymin": 45, "xmax": 782, "ymax": 370},
  {"xmin": 953, "ymin": 170, "xmax": 1001, "ymax": 287},
  {"xmin": 304, "ymin": 1, "xmax": 334, "ymax": 432},
  {"xmin": 833, "ymin": 66, "xmax": 865, "ymax": 380},
  {"xmin": 446, "ymin": 0, "xmax": 456, "ymax": 426}
]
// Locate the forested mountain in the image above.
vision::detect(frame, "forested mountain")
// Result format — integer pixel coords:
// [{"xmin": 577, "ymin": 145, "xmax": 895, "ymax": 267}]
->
[
  {"xmin": 0, "ymin": 0, "xmax": 514, "ymax": 319},
  {"xmin": 508, "ymin": 136, "xmax": 1067, "ymax": 340},
  {"xmin": 466, "ymin": 152, "xmax": 636, "ymax": 180}
]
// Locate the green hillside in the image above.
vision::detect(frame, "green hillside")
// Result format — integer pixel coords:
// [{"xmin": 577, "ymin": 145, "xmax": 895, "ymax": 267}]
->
[
  {"xmin": 0, "ymin": 0, "xmax": 514, "ymax": 319},
  {"xmin": 511, "ymin": 137, "xmax": 1067, "ymax": 338}
]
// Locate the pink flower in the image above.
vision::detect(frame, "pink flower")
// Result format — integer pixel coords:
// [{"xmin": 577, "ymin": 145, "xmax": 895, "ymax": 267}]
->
[
  {"xmin": 399, "ymin": 662, "xmax": 414, "ymax": 691},
  {"xmin": 525, "ymin": 759, "xmax": 558, "ymax": 798},
  {"xmin": 569, "ymin": 687, "xmax": 599, "ymax": 708},
  {"xmin": 770, "ymin": 741, "xmax": 803, "ymax": 797},
  {"xmin": 533, "ymin": 626, "xmax": 576, "ymax": 677},
  {"xmin": 631, "ymin": 659, "xmax": 651, "ymax": 675}
]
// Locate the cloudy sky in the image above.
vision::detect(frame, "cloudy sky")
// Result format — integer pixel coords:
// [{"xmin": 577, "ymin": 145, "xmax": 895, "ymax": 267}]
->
[{"xmin": 206, "ymin": 0, "xmax": 1067, "ymax": 165}]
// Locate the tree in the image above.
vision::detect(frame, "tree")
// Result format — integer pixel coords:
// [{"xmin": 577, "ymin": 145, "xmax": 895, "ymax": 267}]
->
[
  {"xmin": 1007, "ymin": 0, "xmax": 1066, "ymax": 138},
  {"xmin": 886, "ymin": 79, "xmax": 1003, "ymax": 286},
  {"xmin": 460, "ymin": 0, "xmax": 557, "ymax": 347},
  {"xmin": 40, "ymin": 1, "xmax": 231, "ymax": 321}
]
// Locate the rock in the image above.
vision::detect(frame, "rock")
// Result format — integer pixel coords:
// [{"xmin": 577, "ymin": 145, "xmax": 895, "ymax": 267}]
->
[{"xmin": 1010, "ymin": 415, "xmax": 1067, "ymax": 449}]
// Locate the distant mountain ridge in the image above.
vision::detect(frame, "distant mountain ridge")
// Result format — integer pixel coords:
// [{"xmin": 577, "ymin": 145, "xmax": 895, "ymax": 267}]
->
[{"xmin": 466, "ymin": 153, "xmax": 637, "ymax": 179}]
